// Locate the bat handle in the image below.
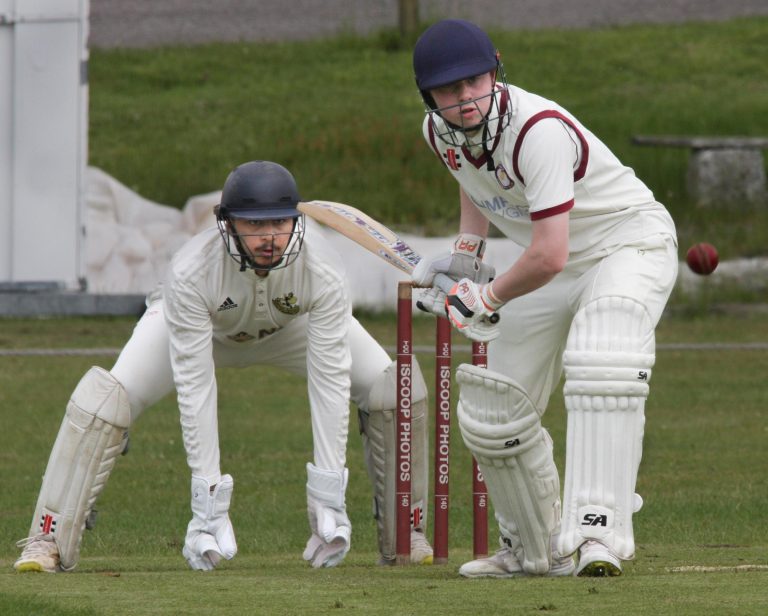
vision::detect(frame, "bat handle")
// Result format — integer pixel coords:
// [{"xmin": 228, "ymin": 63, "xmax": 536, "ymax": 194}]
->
[
  {"xmin": 433, "ymin": 273, "xmax": 501, "ymax": 324},
  {"xmin": 433, "ymin": 273, "xmax": 456, "ymax": 294}
]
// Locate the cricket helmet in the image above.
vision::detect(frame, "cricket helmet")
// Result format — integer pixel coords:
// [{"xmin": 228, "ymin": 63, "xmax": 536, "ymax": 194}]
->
[
  {"xmin": 412, "ymin": 20, "xmax": 511, "ymax": 155},
  {"xmin": 413, "ymin": 19, "xmax": 499, "ymax": 93},
  {"xmin": 215, "ymin": 161, "xmax": 305, "ymax": 272}
]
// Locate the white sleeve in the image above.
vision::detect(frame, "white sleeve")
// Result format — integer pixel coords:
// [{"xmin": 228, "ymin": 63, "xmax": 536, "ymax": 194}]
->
[
  {"xmin": 305, "ymin": 268, "xmax": 352, "ymax": 472},
  {"xmin": 518, "ymin": 117, "xmax": 580, "ymax": 215},
  {"xmin": 163, "ymin": 275, "xmax": 222, "ymax": 486}
]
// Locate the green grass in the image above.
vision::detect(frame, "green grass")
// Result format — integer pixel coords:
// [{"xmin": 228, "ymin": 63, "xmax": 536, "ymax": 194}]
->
[
  {"xmin": 1, "ymin": 312, "xmax": 767, "ymax": 614},
  {"xmin": 87, "ymin": 18, "xmax": 768, "ymax": 258}
]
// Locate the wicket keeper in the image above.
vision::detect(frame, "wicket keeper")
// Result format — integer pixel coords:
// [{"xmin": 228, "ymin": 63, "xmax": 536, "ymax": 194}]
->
[{"xmin": 14, "ymin": 161, "xmax": 433, "ymax": 572}]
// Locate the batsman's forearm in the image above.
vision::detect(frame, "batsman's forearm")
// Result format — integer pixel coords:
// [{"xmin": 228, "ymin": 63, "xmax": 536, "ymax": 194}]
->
[
  {"xmin": 459, "ymin": 188, "xmax": 490, "ymax": 237},
  {"xmin": 491, "ymin": 250, "xmax": 561, "ymax": 302}
]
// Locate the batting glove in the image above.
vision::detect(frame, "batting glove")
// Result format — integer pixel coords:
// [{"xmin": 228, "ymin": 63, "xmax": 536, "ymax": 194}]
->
[
  {"xmin": 183, "ymin": 474, "xmax": 238, "ymax": 571},
  {"xmin": 411, "ymin": 233, "xmax": 496, "ymax": 288},
  {"xmin": 451, "ymin": 233, "xmax": 496, "ymax": 283},
  {"xmin": 303, "ymin": 463, "xmax": 351, "ymax": 568},
  {"xmin": 415, "ymin": 286, "xmax": 448, "ymax": 318},
  {"xmin": 445, "ymin": 279, "xmax": 504, "ymax": 342}
]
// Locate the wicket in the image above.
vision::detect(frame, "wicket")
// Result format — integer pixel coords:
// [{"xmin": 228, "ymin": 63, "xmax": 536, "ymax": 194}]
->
[{"xmin": 396, "ymin": 281, "xmax": 489, "ymax": 565}]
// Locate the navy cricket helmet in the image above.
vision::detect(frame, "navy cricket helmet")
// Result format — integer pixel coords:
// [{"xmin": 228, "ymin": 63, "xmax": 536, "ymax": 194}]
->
[
  {"xmin": 413, "ymin": 19, "xmax": 499, "ymax": 94},
  {"xmin": 215, "ymin": 161, "xmax": 305, "ymax": 272},
  {"xmin": 412, "ymin": 20, "xmax": 511, "ymax": 162},
  {"xmin": 216, "ymin": 160, "xmax": 302, "ymax": 220}
]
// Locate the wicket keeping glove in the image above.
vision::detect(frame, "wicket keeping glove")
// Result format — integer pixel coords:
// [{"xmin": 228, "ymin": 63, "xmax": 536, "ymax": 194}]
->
[
  {"xmin": 445, "ymin": 279, "xmax": 504, "ymax": 342},
  {"xmin": 303, "ymin": 463, "xmax": 351, "ymax": 568},
  {"xmin": 183, "ymin": 474, "xmax": 238, "ymax": 571}
]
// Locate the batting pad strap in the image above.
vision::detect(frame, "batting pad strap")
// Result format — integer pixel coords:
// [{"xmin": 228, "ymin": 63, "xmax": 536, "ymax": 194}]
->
[
  {"xmin": 72, "ymin": 366, "xmax": 132, "ymax": 427},
  {"xmin": 306, "ymin": 463, "xmax": 348, "ymax": 509},
  {"xmin": 563, "ymin": 350, "xmax": 654, "ymax": 398},
  {"xmin": 455, "ymin": 364, "xmax": 542, "ymax": 423},
  {"xmin": 456, "ymin": 365, "xmax": 543, "ymax": 457},
  {"xmin": 457, "ymin": 411, "xmax": 541, "ymax": 458}
]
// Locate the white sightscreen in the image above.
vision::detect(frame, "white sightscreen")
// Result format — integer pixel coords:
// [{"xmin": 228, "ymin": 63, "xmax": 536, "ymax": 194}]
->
[{"xmin": 0, "ymin": 0, "xmax": 88, "ymax": 289}]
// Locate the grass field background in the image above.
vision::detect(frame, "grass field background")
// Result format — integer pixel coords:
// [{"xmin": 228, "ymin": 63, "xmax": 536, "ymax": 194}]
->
[
  {"xmin": 1, "ymin": 312, "xmax": 767, "ymax": 614},
  {"xmin": 87, "ymin": 17, "xmax": 768, "ymax": 259},
  {"xmin": 2, "ymin": 15, "xmax": 767, "ymax": 616}
]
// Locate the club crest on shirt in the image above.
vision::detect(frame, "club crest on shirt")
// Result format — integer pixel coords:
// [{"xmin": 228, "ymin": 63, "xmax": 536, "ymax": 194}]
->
[
  {"xmin": 228, "ymin": 331, "xmax": 255, "ymax": 343},
  {"xmin": 273, "ymin": 292, "xmax": 300, "ymax": 315},
  {"xmin": 494, "ymin": 163, "xmax": 514, "ymax": 189}
]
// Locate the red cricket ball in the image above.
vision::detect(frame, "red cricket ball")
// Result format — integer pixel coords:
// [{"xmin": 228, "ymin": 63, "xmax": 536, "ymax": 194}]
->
[{"xmin": 686, "ymin": 242, "xmax": 719, "ymax": 275}]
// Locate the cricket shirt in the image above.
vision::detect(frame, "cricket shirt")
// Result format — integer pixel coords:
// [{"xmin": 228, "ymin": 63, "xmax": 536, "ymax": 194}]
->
[
  {"xmin": 423, "ymin": 84, "xmax": 676, "ymax": 259},
  {"xmin": 164, "ymin": 226, "xmax": 352, "ymax": 485}
]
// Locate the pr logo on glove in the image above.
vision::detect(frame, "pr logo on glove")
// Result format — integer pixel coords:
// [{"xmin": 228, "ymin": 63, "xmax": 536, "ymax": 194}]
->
[
  {"xmin": 445, "ymin": 279, "xmax": 503, "ymax": 342},
  {"xmin": 446, "ymin": 279, "xmax": 502, "ymax": 323},
  {"xmin": 454, "ymin": 234, "xmax": 485, "ymax": 259}
]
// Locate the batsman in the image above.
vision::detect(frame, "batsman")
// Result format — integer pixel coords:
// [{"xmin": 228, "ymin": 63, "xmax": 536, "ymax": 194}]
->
[
  {"xmin": 14, "ymin": 161, "xmax": 433, "ymax": 572},
  {"xmin": 410, "ymin": 21, "xmax": 678, "ymax": 577}
]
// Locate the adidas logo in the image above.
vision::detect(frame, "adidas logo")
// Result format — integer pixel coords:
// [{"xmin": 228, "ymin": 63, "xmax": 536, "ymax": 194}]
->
[{"xmin": 217, "ymin": 297, "xmax": 238, "ymax": 312}]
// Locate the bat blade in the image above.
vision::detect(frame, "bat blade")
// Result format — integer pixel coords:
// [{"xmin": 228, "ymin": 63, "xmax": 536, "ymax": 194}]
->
[{"xmin": 298, "ymin": 200, "xmax": 421, "ymax": 275}]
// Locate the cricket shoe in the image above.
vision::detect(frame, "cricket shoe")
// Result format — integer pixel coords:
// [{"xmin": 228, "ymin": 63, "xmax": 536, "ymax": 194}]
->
[
  {"xmin": 459, "ymin": 547, "xmax": 575, "ymax": 578},
  {"xmin": 576, "ymin": 540, "xmax": 622, "ymax": 577},
  {"xmin": 378, "ymin": 530, "xmax": 434, "ymax": 565},
  {"xmin": 410, "ymin": 530, "xmax": 434, "ymax": 565},
  {"xmin": 14, "ymin": 534, "xmax": 60, "ymax": 573}
]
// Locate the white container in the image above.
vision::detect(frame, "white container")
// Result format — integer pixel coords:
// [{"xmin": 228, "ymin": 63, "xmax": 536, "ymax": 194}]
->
[{"xmin": 0, "ymin": 0, "xmax": 89, "ymax": 290}]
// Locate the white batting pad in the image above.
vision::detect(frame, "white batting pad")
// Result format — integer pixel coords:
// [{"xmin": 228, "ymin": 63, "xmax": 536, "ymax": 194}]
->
[
  {"xmin": 558, "ymin": 297, "xmax": 655, "ymax": 560},
  {"xmin": 359, "ymin": 360, "xmax": 429, "ymax": 561},
  {"xmin": 29, "ymin": 367, "xmax": 131, "ymax": 570},
  {"xmin": 457, "ymin": 364, "xmax": 560, "ymax": 575}
]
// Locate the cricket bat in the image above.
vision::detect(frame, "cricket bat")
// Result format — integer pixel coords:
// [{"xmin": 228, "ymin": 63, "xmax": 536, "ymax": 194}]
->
[
  {"xmin": 297, "ymin": 199, "xmax": 499, "ymax": 322},
  {"xmin": 298, "ymin": 199, "xmax": 449, "ymax": 284}
]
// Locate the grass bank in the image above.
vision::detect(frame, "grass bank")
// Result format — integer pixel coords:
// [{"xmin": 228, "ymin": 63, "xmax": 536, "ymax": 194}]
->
[{"xmin": 88, "ymin": 18, "xmax": 768, "ymax": 259}]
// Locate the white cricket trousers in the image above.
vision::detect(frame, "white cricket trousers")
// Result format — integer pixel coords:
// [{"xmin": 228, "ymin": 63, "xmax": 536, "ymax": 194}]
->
[{"xmin": 110, "ymin": 299, "xmax": 390, "ymax": 423}]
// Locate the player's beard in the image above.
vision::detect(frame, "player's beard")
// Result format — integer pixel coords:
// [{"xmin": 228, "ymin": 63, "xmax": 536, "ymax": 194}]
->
[{"xmin": 245, "ymin": 234, "xmax": 288, "ymax": 269}]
